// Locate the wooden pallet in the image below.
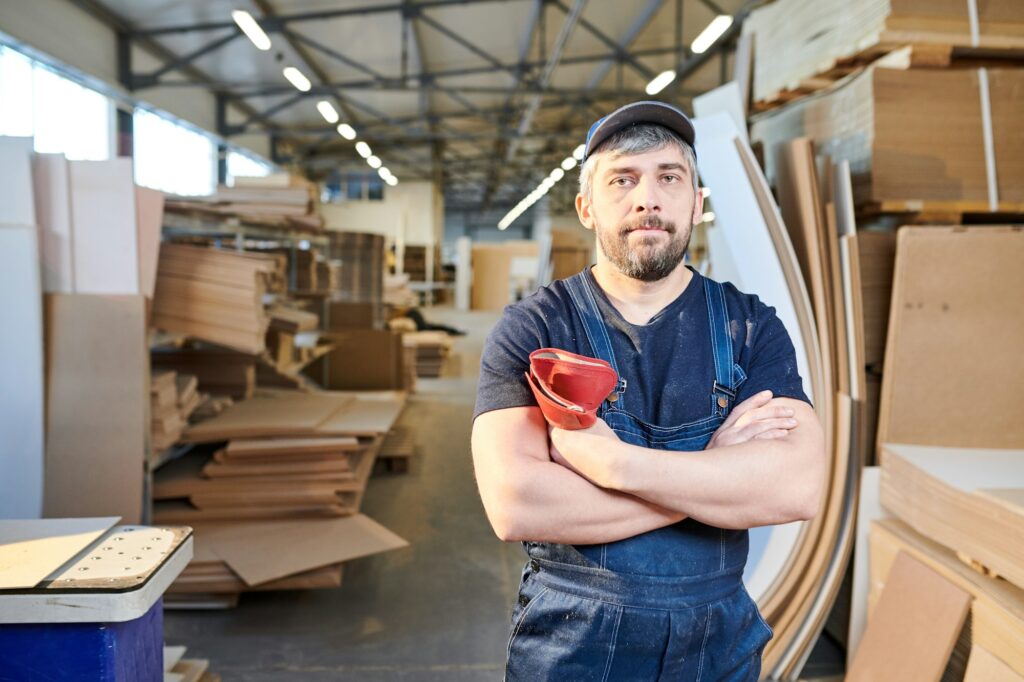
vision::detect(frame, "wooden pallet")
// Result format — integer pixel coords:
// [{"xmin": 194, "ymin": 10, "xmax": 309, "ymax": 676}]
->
[
  {"xmin": 374, "ymin": 427, "xmax": 415, "ymax": 474},
  {"xmin": 754, "ymin": 42, "xmax": 1024, "ymax": 113}
]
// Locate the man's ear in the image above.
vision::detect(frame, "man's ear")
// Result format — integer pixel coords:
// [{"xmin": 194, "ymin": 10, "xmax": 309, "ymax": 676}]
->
[
  {"xmin": 576, "ymin": 193, "xmax": 595, "ymax": 232},
  {"xmin": 691, "ymin": 186, "xmax": 705, "ymax": 225}
]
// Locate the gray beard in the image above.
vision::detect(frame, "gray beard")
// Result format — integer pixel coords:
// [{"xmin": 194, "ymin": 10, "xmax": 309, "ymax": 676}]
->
[{"xmin": 596, "ymin": 215, "xmax": 691, "ymax": 282}]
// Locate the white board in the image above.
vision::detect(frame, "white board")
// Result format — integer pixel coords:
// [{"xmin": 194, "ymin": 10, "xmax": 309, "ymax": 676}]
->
[
  {"xmin": 848, "ymin": 466, "xmax": 887, "ymax": 658},
  {"xmin": 0, "ymin": 137, "xmax": 36, "ymax": 225},
  {"xmin": 693, "ymin": 82, "xmax": 749, "ymax": 144},
  {"xmin": 68, "ymin": 158, "xmax": 139, "ymax": 294},
  {"xmin": 694, "ymin": 113, "xmax": 813, "ymax": 603},
  {"xmin": 31, "ymin": 153, "xmax": 75, "ymax": 293}
]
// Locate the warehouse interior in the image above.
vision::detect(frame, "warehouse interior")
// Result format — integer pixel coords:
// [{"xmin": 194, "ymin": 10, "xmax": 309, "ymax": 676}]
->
[{"xmin": 1, "ymin": 0, "xmax": 1022, "ymax": 680}]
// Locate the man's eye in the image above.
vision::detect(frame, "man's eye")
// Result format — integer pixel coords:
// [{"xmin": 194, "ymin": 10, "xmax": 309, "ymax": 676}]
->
[
  {"xmin": 662, "ymin": 175, "xmax": 679, "ymax": 183},
  {"xmin": 613, "ymin": 177, "xmax": 632, "ymax": 186}
]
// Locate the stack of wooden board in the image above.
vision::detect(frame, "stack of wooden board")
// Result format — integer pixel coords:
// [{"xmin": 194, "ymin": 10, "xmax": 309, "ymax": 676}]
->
[
  {"xmin": 164, "ymin": 175, "xmax": 324, "ymax": 233},
  {"xmin": 327, "ymin": 231, "xmax": 384, "ymax": 304},
  {"xmin": 867, "ymin": 519, "xmax": 1024, "ymax": 679},
  {"xmin": 743, "ymin": 0, "xmax": 1024, "ymax": 109},
  {"xmin": 152, "ymin": 244, "xmax": 276, "ymax": 354},
  {"xmin": 750, "ymin": 65, "xmax": 1024, "ymax": 213},
  {"xmin": 880, "ymin": 444, "xmax": 1024, "ymax": 591},
  {"xmin": 152, "ymin": 347, "xmax": 257, "ymax": 400},
  {"xmin": 403, "ymin": 331, "xmax": 453, "ymax": 378},
  {"xmin": 150, "ymin": 370, "xmax": 201, "ymax": 452}
]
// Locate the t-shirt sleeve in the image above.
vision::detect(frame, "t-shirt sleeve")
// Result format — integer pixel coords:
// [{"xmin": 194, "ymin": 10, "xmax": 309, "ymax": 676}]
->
[
  {"xmin": 736, "ymin": 300, "xmax": 812, "ymax": 407},
  {"xmin": 473, "ymin": 305, "xmax": 547, "ymax": 420}
]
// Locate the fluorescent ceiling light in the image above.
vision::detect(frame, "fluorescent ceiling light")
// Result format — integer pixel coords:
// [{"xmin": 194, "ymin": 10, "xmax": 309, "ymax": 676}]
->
[
  {"xmin": 701, "ymin": 211, "xmax": 716, "ymax": 223},
  {"xmin": 561, "ymin": 156, "xmax": 578, "ymax": 171},
  {"xmin": 691, "ymin": 15, "xmax": 733, "ymax": 54},
  {"xmin": 701, "ymin": 187, "xmax": 711, "ymax": 198},
  {"xmin": 283, "ymin": 66, "xmax": 312, "ymax": 92},
  {"xmin": 385, "ymin": 175, "xmax": 398, "ymax": 186},
  {"xmin": 549, "ymin": 167, "xmax": 565, "ymax": 182},
  {"xmin": 231, "ymin": 10, "xmax": 272, "ymax": 51},
  {"xmin": 645, "ymin": 70, "xmax": 676, "ymax": 96},
  {"xmin": 336, "ymin": 123, "xmax": 356, "ymax": 140},
  {"xmin": 540, "ymin": 177, "xmax": 555, "ymax": 190},
  {"xmin": 367, "ymin": 155, "xmax": 382, "ymax": 169},
  {"xmin": 377, "ymin": 166, "xmax": 391, "ymax": 179},
  {"xmin": 573, "ymin": 144, "xmax": 586, "ymax": 160},
  {"xmin": 355, "ymin": 141, "xmax": 372, "ymax": 158},
  {"xmin": 316, "ymin": 100, "xmax": 339, "ymax": 124}
]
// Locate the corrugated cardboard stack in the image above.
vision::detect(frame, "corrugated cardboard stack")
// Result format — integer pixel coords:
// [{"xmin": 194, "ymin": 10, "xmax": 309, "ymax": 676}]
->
[
  {"xmin": 327, "ymin": 231, "xmax": 385, "ymax": 305},
  {"xmin": 402, "ymin": 331, "xmax": 453, "ymax": 378}
]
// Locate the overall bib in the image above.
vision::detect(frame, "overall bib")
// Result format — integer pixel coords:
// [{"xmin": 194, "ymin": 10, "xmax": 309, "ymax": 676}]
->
[{"xmin": 505, "ymin": 271, "xmax": 774, "ymax": 681}]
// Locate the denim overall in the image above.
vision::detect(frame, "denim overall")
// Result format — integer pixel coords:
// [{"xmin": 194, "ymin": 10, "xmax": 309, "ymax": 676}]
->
[{"xmin": 505, "ymin": 271, "xmax": 774, "ymax": 681}]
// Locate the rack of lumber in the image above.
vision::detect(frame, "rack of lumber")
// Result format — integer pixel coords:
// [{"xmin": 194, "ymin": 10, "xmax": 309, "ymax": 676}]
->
[
  {"xmin": 751, "ymin": 65, "xmax": 1024, "ymax": 213},
  {"xmin": 152, "ymin": 244, "xmax": 276, "ymax": 354},
  {"xmin": 403, "ymin": 331, "xmax": 453, "ymax": 378},
  {"xmin": 743, "ymin": 0, "xmax": 1024, "ymax": 108}
]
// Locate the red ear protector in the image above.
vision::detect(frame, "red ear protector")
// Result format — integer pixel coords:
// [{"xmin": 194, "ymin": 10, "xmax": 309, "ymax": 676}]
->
[{"xmin": 525, "ymin": 348, "xmax": 620, "ymax": 430}]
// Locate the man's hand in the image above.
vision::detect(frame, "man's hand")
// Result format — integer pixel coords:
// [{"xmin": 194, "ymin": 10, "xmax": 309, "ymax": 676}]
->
[
  {"xmin": 706, "ymin": 390, "xmax": 798, "ymax": 449},
  {"xmin": 549, "ymin": 419, "xmax": 620, "ymax": 487}
]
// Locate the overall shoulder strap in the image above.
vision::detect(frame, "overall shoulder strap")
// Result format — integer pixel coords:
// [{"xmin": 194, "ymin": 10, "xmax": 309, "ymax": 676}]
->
[{"xmin": 703, "ymin": 277, "xmax": 737, "ymax": 416}]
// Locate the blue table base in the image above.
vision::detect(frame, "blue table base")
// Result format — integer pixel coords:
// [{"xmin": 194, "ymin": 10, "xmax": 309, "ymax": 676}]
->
[{"xmin": 0, "ymin": 598, "xmax": 163, "ymax": 682}]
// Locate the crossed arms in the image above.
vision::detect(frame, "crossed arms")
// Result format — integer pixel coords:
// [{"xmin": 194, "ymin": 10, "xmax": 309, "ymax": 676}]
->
[{"xmin": 471, "ymin": 391, "xmax": 826, "ymax": 544}]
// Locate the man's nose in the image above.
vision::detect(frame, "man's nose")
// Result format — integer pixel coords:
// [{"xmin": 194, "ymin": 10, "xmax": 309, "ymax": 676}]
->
[{"xmin": 633, "ymin": 176, "xmax": 660, "ymax": 213}]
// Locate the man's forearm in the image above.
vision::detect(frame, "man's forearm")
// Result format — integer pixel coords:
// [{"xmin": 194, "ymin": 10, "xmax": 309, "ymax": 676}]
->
[
  {"xmin": 611, "ymin": 435, "xmax": 823, "ymax": 528},
  {"xmin": 495, "ymin": 459, "xmax": 685, "ymax": 544}
]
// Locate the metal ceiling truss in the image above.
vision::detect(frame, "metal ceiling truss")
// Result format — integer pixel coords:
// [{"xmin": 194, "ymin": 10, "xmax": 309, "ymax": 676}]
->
[{"xmin": 87, "ymin": 0, "xmax": 746, "ymax": 214}]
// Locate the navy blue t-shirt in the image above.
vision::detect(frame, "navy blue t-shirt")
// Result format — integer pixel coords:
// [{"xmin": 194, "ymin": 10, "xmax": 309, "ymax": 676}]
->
[{"xmin": 473, "ymin": 267, "xmax": 809, "ymax": 424}]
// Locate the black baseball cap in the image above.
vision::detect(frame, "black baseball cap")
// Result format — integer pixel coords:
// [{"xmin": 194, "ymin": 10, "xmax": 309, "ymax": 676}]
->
[{"xmin": 583, "ymin": 100, "xmax": 696, "ymax": 162}]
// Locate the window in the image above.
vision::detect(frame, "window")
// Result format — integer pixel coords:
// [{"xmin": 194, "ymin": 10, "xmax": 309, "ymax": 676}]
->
[
  {"xmin": 133, "ymin": 108, "xmax": 216, "ymax": 196},
  {"xmin": 226, "ymin": 150, "xmax": 276, "ymax": 186},
  {"xmin": 0, "ymin": 46, "xmax": 112, "ymax": 160}
]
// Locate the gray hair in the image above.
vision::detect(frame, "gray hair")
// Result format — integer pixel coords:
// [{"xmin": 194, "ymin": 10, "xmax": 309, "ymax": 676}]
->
[{"xmin": 578, "ymin": 123, "xmax": 698, "ymax": 201}]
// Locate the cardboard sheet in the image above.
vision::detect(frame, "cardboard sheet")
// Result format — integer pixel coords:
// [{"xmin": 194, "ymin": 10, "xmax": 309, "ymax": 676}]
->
[
  {"xmin": 135, "ymin": 186, "xmax": 164, "ymax": 299},
  {"xmin": 225, "ymin": 436, "xmax": 361, "ymax": 458},
  {"xmin": 877, "ymin": 227, "xmax": 1024, "ymax": 451},
  {"xmin": 43, "ymin": 294, "xmax": 147, "ymax": 523},
  {"xmin": 0, "ymin": 517, "xmax": 119, "ymax": 589},
  {"xmin": 68, "ymin": 159, "xmax": 139, "ymax": 294},
  {"xmin": 31, "ymin": 153, "xmax": 74, "ymax": 293},
  {"xmin": 184, "ymin": 392, "xmax": 354, "ymax": 442},
  {"xmin": 847, "ymin": 551, "xmax": 970, "ymax": 682},
  {"xmin": 196, "ymin": 514, "xmax": 407, "ymax": 586}
]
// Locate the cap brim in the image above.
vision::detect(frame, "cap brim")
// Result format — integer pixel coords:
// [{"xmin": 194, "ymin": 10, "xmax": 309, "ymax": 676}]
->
[{"xmin": 585, "ymin": 101, "xmax": 695, "ymax": 160}]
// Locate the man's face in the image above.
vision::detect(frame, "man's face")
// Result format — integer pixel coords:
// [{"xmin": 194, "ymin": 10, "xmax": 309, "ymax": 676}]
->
[{"xmin": 576, "ymin": 144, "xmax": 702, "ymax": 282}]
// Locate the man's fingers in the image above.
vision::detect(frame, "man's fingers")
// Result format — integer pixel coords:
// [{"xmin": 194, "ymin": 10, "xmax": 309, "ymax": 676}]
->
[
  {"xmin": 739, "ymin": 417, "xmax": 798, "ymax": 439},
  {"xmin": 722, "ymin": 390, "xmax": 772, "ymax": 428},
  {"xmin": 753, "ymin": 429, "xmax": 790, "ymax": 440},
  {"xmin": 735, "ymin": 403, "xmax": 795, "ymax": 429}
]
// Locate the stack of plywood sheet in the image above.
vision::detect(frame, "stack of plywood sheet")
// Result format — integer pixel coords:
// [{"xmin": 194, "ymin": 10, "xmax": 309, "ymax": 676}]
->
[
  {"xmin": 743, "ymin": 0, "xmax": 1024, "ymax": 109},
  {"xmin": 403, "ymin": 331, "xmax": 453, "ymax": 378},
  {"xmin": 750, "ymin": 65, "xmax": 1024, "ymax": 214},
  {"xmin": 152, "ymin": 244, "xmax": 276, "ymax": 354}
]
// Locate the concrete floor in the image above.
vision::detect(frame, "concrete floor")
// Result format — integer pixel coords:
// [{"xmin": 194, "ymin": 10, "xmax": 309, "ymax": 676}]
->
[{"xmin": 164, "ymin": 308, "xmax": 523, "ymax": 681}]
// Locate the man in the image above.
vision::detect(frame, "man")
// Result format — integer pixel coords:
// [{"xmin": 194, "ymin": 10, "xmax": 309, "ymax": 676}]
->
[{"xmin": 472, "ymin": 101, "xmax": 825, "ymax": 681}]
